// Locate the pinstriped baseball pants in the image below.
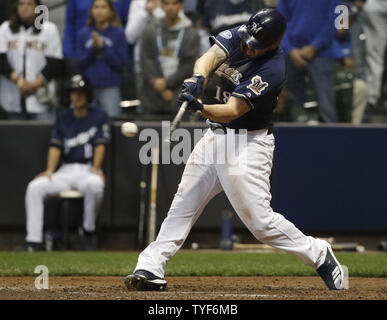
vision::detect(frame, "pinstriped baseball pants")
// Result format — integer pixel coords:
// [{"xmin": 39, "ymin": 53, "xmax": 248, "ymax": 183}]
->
[
  {"xmin": 135, "ymin": 128, "xmax": 328, "ymax": 278},
  {"xmin": 25, "ymin": 163, "xmax": 104, "ymax": 243}
]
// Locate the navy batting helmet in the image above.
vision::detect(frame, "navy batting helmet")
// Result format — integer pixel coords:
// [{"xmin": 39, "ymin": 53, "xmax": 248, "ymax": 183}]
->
[
  {"xmin": 238, "ymin": 9, "xmax": 287, "ymax": 50},
  {"xmin": 67, "ymin": 74, "xmax": 93, "ymax": 102}
]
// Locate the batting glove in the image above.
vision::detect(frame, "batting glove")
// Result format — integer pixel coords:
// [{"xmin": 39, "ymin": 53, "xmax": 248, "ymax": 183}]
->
[
  {"xmin": 181, "ymin": 74, "xmax": 205, "ymax": 97},
  {"xmin": 178, "ymin": 93, "xmax": 204, "ymax": 112}
]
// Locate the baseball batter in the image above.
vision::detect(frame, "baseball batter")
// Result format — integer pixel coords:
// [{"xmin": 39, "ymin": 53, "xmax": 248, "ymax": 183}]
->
[
  {"xmin": 125, "ymin": 9, "xmax": 348, "ymax": 291},
  {"xmin": 18, "ymin": 75, "xmax": 110, "ymax": 251}
]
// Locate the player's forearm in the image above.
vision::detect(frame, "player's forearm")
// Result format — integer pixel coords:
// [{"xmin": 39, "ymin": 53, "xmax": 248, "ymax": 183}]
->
[
  {"xmin": 0, "ymin": 53, "xmax": 14, "ymax": 80},
  {"xmin": 199, "ymin": 96, "xmax": 250, "ymax": 123},
  {"xmin": 41, "ymin": 57, "xmax": 64, "ymax": 81},
  {"xmin": 193, "ymin": 51, "xmax": 218, "ymax": 78},
  {"xmin": 92, "ymin": 144, "xmax": 106, "ymax": 171},
  {"xmin": 201, "ymin": 104, "xmax": 241, "ymax": 123},
  {"xmin": 193, "ymin": 45, "xmax": 227, "ymax": 78},
  {"xmin": 46, "ymin": 147, "xmax": 61, "ymax": 173}
]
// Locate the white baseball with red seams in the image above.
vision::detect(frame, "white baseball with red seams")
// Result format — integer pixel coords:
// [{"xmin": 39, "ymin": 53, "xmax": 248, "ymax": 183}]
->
[{"xmin": 121, "ymin": 122, "xmax": 138, "ymax": 137}]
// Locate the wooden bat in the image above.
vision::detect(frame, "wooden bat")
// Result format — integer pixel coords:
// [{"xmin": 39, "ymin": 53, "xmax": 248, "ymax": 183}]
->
[
  {"xmin": 234, "ymin": 241, "xmax": 365, "ymax": 252},
  {"xmin": 164, "ymin": 101, "xmax": 188, "ymax": 144},
  {"xmin": 147, "ymin": 147, "xmax": 159, "ymax": 245},
  {"xmin": 137, "ymin": 164, "xmax": 148, "ymax": 249},
  {"xmin": 331, "ymin": 243, "xmax": 365, "ymax": 252},
  {"xmin": 233, "ymin": 243, "xmax": 279, "ymax": 251}
]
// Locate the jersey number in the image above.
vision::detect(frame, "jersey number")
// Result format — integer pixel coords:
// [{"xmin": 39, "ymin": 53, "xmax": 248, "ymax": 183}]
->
[
  {"xmin": 85, "ymin": 144, "xmax": 93, "ymax": 158},
  {"xmin": 214, "ymin": 86, "xmax": 231, "ymax": 104}
]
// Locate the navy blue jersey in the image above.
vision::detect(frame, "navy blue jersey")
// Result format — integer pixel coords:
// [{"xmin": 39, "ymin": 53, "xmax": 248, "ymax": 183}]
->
[
  {"xmin": 50, "ymin": 108, "xmax": 110, "ymax": 164},
  {"xmin": 203, "ymin": 26, "xmax": 286, "ymax": 130}
]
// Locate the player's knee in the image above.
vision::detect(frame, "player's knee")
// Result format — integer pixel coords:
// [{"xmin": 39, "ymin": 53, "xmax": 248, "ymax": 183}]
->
[
  {"xmin": 26, "ymin": 177, "xmax": 48, "ymax": 196},
  {"xmin": 246, "ymin": 202, "xmax": 275, "ymax": 235},
  {"xmin": 85, "ymin": 175, "xmax": 105, "ymax": 195},
  {"xmin": 355, "ymin": 79, "xmax": 368, "ymax": 96}
]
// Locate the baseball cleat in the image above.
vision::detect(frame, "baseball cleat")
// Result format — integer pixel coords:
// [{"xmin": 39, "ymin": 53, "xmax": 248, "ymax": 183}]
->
[
  {"xmin": 15, "ymin": 242, "xmax": 45, "ymax": 252},
  {"xmin": 82, "ymin": 229, "xmax": 97, "ymax": 251},
  {"xmin": 317, "ymin": 244, "xmax": 349, "ymax": 290},
  {"xmin": 124, "ymin": 269, "xmax": 167, "ymax": 291}
]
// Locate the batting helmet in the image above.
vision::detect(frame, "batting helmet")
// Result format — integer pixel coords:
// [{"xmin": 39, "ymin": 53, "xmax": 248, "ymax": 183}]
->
[
  {"xmin": 238, "ymin": 9, "xmax": 287, "ymax": 50},
  {"xmin": 67, "ymin": 74, "xmax": 93, "ymax": 102}
]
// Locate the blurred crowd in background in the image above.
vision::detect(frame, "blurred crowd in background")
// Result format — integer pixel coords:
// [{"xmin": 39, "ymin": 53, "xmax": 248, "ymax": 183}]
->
[{"xmin": 0, "ymin": 0, "xmax": 386, "ymax": 124}]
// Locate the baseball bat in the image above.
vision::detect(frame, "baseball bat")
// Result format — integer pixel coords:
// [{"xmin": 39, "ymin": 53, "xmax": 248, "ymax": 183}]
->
[
  {"xmin": 233, "ymin": 243, "xmax": 280, "ymax": 251},
  {"xmin": 147, "ymin": 147, "xmax": 159, "ymax": 245},
  {"xmin": 137, "ymin": 164, "xmax": 148, "ymax": 249},
  {"xmin": 164, "ymin": 101, "xmax": 188, "ymax": 144},
  {"xmin": 331, "ymin": 242, "xmax": 365, "ymax": 252},
  {"xmin": 21, "ymin": 46, "xmax": 27, "ymax": 116}
]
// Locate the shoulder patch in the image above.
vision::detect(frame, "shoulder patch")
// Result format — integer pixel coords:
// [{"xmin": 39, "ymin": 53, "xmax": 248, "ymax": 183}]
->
[
  {"xmin": 219, "ymin": 30, "xmax": 232, "ymax": 40},
  {"xmin": 247, "ymin": 75, "xmax": 269, "ymax": 96}
]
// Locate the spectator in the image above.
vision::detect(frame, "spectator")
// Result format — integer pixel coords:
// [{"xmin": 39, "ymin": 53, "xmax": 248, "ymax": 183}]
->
[
  {"xmin": 277, "ymin": 0, "xmax": 340, "ymax": 123},
  {"xmin": 17, "ymin": 74, "xmax": 110, "ymax": 252},
  {"xmin": 363, "ymin": 0, "xmax": 387, "ymax": 110},
  {"xmin": 333, "ymin": 1, "xmax": 368, "ymax": 124},
  {"xmin": 125, "ymin": 0, "xmax": 164, "ymax": 65},
  {"xmin": 197, "ymin": 0, "xmax": 265, "ymax": 36},
  {"xmin": 0, "ymin": 0, "xmax": 63, "ymax": 120},
  {"xmin": 63, "ymin": 0, "xmax": 131, "ymax": 72},
  {"xmin": 40, "ymin": 0, "xmax": 67, "ymax": 38},
  {"xmin": 183, "ymin": 0, "xmax": 198, "ymax": 24},
  {"xmin": 125, "ymin": 0, "xmax": 164, "ymax": 103},
  {"xmin": 139, "ymin": 0, "xmax": 200, "ymax": 115},
  {"xmin": 0, "ymin": 0, "xmax": 13, "ymax": 118},
  {"xmin": 76, "ymin": 0, "xmax": 128, "ymax": 118}
]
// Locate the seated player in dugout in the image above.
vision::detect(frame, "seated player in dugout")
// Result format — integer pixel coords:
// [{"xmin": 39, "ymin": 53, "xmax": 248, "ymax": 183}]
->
[
  {"xmin": 125, "ymin": 9, "xmax": 349, "ymax": 292},
  {"xmin": 17, "ymin": 75, "xmax": 110, "ymax": 252}
]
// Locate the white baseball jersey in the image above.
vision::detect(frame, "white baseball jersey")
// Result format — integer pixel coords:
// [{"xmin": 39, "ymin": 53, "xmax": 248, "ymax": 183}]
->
[{"xmin": 0, "ymin": 21, "xmax": 63, "ymax": 113}]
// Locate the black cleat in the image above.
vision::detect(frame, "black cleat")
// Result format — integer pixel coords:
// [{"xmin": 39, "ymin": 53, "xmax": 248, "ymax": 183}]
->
[
  {"xmin": 124, "ymin": 269, "xmax": 167, "ymax": 291},
  {"xmin": 317, "ymin": 244, "xmax": 349, "ymax": 290},
  {"xmin": 82, "ymin": 230, "xmax": 97, "ymax": 251},
  {"xmin": 15, "ymin": 242, "xmax": 45, "ymax": 252}
]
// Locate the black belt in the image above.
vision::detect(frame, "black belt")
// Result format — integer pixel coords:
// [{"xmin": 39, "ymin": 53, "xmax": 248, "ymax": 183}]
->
[
  {"xmin": 208, "ymin": 122, "xmax": 273, "ymax": 135},
  {"xmin": 63, "ymin": 160, "xmax": 92, "ymax": 165}
]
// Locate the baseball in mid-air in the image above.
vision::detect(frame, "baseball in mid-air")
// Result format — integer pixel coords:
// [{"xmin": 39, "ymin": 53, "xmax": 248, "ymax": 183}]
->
[{"xmin": 121, "ymin": 122, "xmax": 138, "ymax": 137}]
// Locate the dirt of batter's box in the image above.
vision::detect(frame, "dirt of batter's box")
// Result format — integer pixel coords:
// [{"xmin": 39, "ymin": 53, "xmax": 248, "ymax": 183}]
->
[{"xmin": 0, "ymin": 276, "xmax": 386, "ymax": 300}]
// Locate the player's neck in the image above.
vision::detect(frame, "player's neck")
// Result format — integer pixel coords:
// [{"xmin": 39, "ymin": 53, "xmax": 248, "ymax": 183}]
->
[{"xmin": 73, "ymin": 106, "xmax": 89, "ymax": 118}]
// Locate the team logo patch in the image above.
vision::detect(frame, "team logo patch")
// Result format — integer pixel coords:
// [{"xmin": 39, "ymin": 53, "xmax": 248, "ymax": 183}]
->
[
  {"xmin": 247, "ymin": 75, "xmax": 269, "ymax": 96},
  {"xmin": 219, "ymin": 30, "xmax": 232, "ymax": 40},
  {"xmin": 215, "ymin": 63, "xmax": 242, "ymax": 85}
]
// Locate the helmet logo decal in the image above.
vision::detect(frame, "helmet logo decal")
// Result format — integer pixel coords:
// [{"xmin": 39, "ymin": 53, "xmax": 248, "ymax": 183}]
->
[
  {"xmin": 250, "ymin": 22, "xmax": 263, "ymax": 34},
  {"xmin": 247, "ymin": 75, "xmax": 269, "ymax": 96}
]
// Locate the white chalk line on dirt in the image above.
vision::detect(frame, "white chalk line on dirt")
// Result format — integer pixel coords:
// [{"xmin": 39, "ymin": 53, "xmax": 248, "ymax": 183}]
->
[
  {"xmin": 0, "ymin": 287, "xmax": 288, "ymax": 299},
  {"xmin": 156, "ymin": 291, "xmax": 286, "ymax": 298}
]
